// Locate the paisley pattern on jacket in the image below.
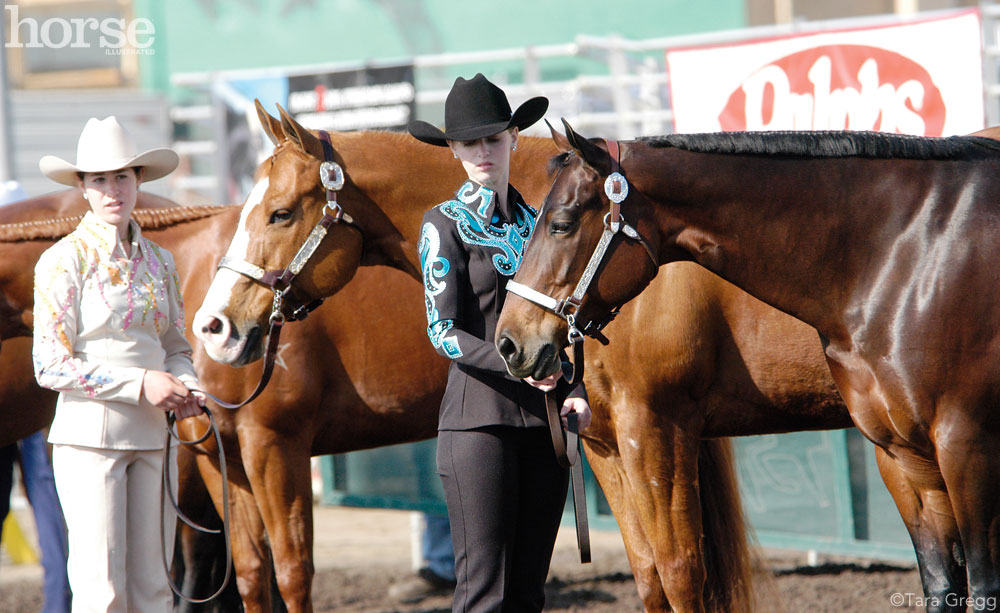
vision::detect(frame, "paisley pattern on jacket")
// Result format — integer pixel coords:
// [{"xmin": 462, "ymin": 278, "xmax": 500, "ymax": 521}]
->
[
  {"xmin": 419, "ymin": 221, "xmax": 463, "ymax": 358},
  {"xmin": 438, "ymin": 182, "xmax": 535, "ymax": 276}
]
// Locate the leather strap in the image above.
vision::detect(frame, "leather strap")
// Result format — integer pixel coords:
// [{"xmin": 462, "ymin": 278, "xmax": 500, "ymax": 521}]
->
[
  {"xmin": 606, "ymin": 139, "xmax": 622, "ymax": 226},
  {"xmin": 202, "ymin": 318, "xmax": 284, "ymax": 410},
  {"xmin": 543, "ymin": 340, "xmax": 590, "ymax": 563},
  {"xmin": 162, "ymin": 409, "xmax": 233, "ymax": 603}
]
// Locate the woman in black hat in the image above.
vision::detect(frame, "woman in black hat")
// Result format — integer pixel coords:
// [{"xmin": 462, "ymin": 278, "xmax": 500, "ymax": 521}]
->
[{"xmin": 409, "ymin": 73, "xmax": 591, "ymax": 612}]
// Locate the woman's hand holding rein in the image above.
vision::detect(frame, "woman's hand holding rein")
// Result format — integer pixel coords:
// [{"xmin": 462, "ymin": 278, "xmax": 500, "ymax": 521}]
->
[
  {"xmin": 141, "ymin": 370, "xmax": 206, "ymax": 420},
  {"xmin": 524, "ymin": 371, "xmax": 592, "ymax": 431}
]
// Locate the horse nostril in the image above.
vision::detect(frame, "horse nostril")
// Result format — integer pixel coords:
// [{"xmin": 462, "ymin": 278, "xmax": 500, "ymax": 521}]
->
[
  {"xmin": 205, "ymin": 317, "xmax": 223, "ymax": 335},
  {"xmin": 497, "ymin": 334, "xmax": 518, "ymax": 361}
]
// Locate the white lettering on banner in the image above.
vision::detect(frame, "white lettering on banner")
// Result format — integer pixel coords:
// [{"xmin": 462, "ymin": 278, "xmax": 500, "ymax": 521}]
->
[
  {"xmin": 294, "ymin": 105, "xmax": 412, "ymax": 131},
  {"xmin": 4, "ymin": 4, "xmax": 156, "ymax": 51},
  {"xmin": 287, "ymin": 82, "xmax": 416, "ymax": 114},
  {"xmin": 741, "ymin": 55, "xmax": 926, "ymax": 133}
]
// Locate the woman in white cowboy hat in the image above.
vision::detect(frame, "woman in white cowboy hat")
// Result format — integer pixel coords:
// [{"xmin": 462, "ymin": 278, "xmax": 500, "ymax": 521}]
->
[
  {"xmin": 32, "ymin": 116, "xmax": 205, "ymax": 612},
  {"xmin": 408, "ymin": 73, "xmax": 591, "ymax": 612}
]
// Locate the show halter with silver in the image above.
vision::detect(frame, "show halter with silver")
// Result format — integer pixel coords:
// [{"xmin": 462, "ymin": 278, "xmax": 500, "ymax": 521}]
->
[
  {"xmin": 506, "ymin": 139, "xmax": 655, "ymax": 344},
  {"xmin": 217, "ymin": 131, "xmax": 354, "ymax": 326}
]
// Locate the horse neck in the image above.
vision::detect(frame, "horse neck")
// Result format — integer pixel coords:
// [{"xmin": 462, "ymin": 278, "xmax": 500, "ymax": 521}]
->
[
  {"xmin": 633, "ymin": 144, "xmax": 904, "ymax": 335},
  {"xmin": 331, "ymin": 132, "xmax": 460, "ymax": 279}
]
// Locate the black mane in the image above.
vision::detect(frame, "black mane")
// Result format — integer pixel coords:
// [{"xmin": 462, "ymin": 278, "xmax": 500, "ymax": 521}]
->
[{"xmin": 640, "ymin": 131, "xmax": 1000, "ymax": 160}]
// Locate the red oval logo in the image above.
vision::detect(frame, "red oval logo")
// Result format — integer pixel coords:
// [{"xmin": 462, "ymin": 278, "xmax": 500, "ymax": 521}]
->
[{"xmin": 719, "ymin": 44, "xmax": 945, "ymax": 136}]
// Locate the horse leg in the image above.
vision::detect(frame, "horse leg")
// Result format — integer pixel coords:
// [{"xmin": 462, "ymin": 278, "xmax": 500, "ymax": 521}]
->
[
  {"xmin": 195, "ymin": 451, "xmax": 278, "ymax": 613},
  {"xmin": 240, "ymin": 427, "xmax": 314, "ymax": 613},
  {"xmin": 875, "ymin": 446, "xmax": 967, "ymax": 612},
  {"xmin": 584, "ymin": 443, "xmax": 670, "ymax": 611},
  {"xmin": 616, "ymin": 415, "xmax": 709, "ymax": 613},
  {"xmin": 934, "ymin": 415, "xmax": 1000, "ymax": 609}
]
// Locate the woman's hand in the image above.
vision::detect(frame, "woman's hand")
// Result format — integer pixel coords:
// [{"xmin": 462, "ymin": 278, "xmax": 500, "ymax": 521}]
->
[
  {"xmin": 141, "ymin": 370, "xmax": 203, "ymax": 420},
  {"xmin": 524, "ymin": 371, "xmax": 561, "ymax": 392},
  {"xmin": 561, "ymin": 396, "xmax": 592, "ymax": 432}
]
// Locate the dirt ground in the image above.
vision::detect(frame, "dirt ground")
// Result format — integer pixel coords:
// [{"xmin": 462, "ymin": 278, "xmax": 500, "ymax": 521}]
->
[{"xmin": 0, "ymin": 504, "xmax": 928, "ymax": 612}]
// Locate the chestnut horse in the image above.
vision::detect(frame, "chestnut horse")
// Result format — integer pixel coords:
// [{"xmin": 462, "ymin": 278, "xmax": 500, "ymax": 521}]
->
[
  {"xmin": 0, "ymin": 200, "xmax": 450, "ymax": 612},
  {"xmin": 496, "ymin": 122, "xmax": 1000, "ymax": 612},
  {"xmin": 193, "ymin": 104, "xmax": 852, "ymax": 612}
]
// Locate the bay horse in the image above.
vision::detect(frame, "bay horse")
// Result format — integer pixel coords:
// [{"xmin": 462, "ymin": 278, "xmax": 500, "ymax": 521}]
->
[
  {"xmin": 495, "ymin": 121, "xmax": 1000, "ymax": 612},
  {"xmin": 193, "ymin": 103, "xmax": 852, "ymax": 612}
]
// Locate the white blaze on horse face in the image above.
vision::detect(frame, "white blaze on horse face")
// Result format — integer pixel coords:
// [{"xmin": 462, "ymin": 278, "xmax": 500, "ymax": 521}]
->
[{"xmin": 194, "ymin": 177, "xmax": 270, "ymax": 363}]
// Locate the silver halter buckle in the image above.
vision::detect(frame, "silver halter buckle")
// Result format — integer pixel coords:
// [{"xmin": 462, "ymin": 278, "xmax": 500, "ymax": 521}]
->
[
  {"xmin": 604, "ymin": 172, "xmax": 628, "ymax": 204},
  {"xmin": 320, "ymin": 161, "xmax": 345, "ymax": 192}
]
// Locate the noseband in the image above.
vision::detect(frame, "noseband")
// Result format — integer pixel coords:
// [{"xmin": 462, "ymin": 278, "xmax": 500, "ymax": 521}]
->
[
  {"xmin": 506, "ymin": 139, "xmax": 657, "ymax": 346},
  {"xmin": 217, "ymin": 130, "xmax": 357, "ymax": 326}
]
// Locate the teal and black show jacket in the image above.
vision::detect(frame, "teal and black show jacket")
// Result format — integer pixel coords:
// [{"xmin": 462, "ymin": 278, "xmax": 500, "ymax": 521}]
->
[{"xmin": 418, "ymin": 181, "xmax": 585, "ymax": 432}]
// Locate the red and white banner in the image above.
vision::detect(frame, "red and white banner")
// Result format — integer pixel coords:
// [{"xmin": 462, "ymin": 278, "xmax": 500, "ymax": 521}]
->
[{"xmin": 666, "ymin": 9, "xmax": 983, "ymax": 136}]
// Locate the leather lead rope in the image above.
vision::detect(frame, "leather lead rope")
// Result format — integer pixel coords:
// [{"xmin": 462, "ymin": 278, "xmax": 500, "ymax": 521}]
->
[
  {"xmin": 544, "ymin": 339, "xmax": 590, "ymax": 563},
  {"xmin": 161, "ymin": 409, "xmax": 233, "ymax": 603}
]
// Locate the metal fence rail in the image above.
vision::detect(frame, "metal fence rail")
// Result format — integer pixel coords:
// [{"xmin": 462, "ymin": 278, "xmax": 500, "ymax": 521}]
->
[{"xmin": 170, "ymin": 6, "xmax": 1000, "ymax": 205}]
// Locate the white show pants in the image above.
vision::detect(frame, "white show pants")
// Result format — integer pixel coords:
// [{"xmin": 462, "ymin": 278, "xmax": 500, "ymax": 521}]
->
[{"xmin": 52, "ymin": 444, "xmax": 177, "ymax": 613}]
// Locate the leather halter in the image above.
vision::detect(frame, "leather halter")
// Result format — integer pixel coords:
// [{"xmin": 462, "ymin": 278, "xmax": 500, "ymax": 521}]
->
[
  {"xmin": 506, "ymin": 139, "xmax": 657, "ymax": 345},
  {"xmin": 218, "ymin": 131, "xmax": 356, "ymax": 327},
  {"xmin": 510, "ymin": 139, "xmax": 657, "ymax": 566}
]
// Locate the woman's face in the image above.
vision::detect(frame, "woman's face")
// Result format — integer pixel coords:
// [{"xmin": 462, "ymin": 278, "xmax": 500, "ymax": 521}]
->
[
  {"xmin": 77, "ymin": 167, "xmax": 143, "ymax": 235},
  {"xmin": 449, "ymin": 128, "xmax": 517, "ymax": 192}
]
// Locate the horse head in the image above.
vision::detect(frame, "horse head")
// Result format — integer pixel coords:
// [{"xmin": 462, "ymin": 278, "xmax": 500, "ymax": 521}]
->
[
  {"xmin": 193, "ymin": 101, "xmax": 371, "ymax": 366},
  {"xmin": 496, "ymin": 120, "xmax": 660, "ymax": 378}
]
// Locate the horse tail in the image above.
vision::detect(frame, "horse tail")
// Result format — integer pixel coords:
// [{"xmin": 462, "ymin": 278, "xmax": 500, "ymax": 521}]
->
[{"xmin": 698, "ymin": 437, "xmax": 757, "ymax": 613}]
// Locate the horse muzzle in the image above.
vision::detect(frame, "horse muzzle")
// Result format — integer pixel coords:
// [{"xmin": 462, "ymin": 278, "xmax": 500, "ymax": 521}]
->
[
  {"xmin": 193, "ymin": 309, "xmax": 263, "ymax": 366},
  {"xmin": 496, "ymin": 332, "xmax": 561, "ymax": 380}
]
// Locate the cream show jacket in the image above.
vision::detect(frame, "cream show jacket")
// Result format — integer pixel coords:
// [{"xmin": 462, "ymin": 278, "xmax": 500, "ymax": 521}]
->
[{"xmin": 33, "ymin": 211, "xmax": 200, "ymax": 450}]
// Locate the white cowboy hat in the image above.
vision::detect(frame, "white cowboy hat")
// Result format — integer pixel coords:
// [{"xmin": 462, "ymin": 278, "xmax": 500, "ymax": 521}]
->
[{"xmin": 39, "ymin": 116, "xmax": 179, "ymax": 186}]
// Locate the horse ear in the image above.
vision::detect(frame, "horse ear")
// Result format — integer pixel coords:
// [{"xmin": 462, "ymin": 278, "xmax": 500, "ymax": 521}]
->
[
  {"xmin": 275, "ymin": 103, "xmax": 325, "ymax": 158},
  {"xmin": 255, "ymin": 99, "xmax": 283, "ymax": 147},
  {"xmin": 560, "ymin": 119, "xmax": 611, "ymax": 174},
  {"xmin": 547, "ymin": 119, "xmax": 572, "ymax": 153}
]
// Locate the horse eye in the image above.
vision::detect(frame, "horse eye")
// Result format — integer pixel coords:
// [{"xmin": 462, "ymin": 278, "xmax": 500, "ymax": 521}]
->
[
  {"xmin": 549, "ymin": 219, "xmax": 576, "ymax": 235},
  {"xmin": 269, "ymin": 209, "xmax": 292, "ymax": 224}
]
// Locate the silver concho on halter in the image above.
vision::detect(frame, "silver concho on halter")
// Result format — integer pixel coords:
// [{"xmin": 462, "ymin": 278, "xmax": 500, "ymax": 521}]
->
[
  {"xmin": 320, "ymin": 161, "xmax": 345, "ymax": 192},
  {"xmin": 604, "ymin": 172, "xmax": 628, "ymax": 204}
]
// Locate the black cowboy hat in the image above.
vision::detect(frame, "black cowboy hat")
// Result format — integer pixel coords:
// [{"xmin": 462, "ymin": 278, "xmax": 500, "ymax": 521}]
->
[{"xmin": 407, "ymin": 73, "xmax": 548, "ymax": 146}]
